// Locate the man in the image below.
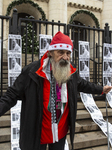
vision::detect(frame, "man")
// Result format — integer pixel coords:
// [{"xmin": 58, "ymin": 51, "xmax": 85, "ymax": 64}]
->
[
  {"xmin": 80, "ymin": 45, "xmax": 89, "ymax": 58},
  {"xmin": 10, "ymin": 58, "xmax": 21, "ymax": 72},
  {"xmin": 81, "ymin": 61, "xmax": 89, "ymax": 72},
  {"xmin": 0, "ymin": 31, "xmax": 112, "ymax": 150},
  {"xmin": 10, "ymin": 39, "xmax": 21, "ymax": 53},
  {"xmin": 43, "ymin": 38, "xmax": 50, "ymax": 50}
]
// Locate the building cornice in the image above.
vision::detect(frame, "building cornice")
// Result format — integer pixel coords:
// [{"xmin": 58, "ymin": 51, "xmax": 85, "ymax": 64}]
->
[{"xmin": 67, "ymin": 2, "xmax": 102, "ymax": 13}]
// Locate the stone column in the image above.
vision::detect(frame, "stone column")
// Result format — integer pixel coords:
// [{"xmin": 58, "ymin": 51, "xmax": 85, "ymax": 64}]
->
[
  {"xmin": 48, "ymin": 0, "xmax": 67, "ymax": 34},
  {"xmin": 0, "ymin": 0, "xmax": 3, "ymax": 38},
  {"xmin": 101, "ymin": 0, "xmax": 112, "ymax": 30}
]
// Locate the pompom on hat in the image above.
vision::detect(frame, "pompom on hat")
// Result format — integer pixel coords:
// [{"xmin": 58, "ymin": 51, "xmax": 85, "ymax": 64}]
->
[{"xmin": 48, "ymin": 31, "xmax": 73, "ymax": 52}]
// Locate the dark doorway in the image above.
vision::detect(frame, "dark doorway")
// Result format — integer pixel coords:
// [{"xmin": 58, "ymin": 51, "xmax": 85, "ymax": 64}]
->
[
  {"xmin": 18, "ymin": 13, "xmax": 37, "ymax": 36},
  {"xmin": 72, "ymin": 21, "xmax": 87, "ymax": 51}
]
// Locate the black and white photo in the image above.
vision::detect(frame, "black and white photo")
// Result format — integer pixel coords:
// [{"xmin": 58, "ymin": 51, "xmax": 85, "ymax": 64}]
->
[
  {"xmin": 79, "ymin": 60, "xmax": 89, "ymax": 72},
  {"xmin": 40, "ymin": 38, "xmax": 51, "ymax": 50},
  {"xmin": 103, "ymin": 76, "xmax": 111, "ymax": 86},
  {"xmin": 12, "ymin": 143, "xmax": 21, "ymax": 150},
  {"xmin": 9, "ymin": 38, "xmax": 21, "ymax": 53},
  {"xmin": 11, "ymin": 110, "xmax": 20, "ymax": 123},
  {"xmin": 8, "ymin": 34, "xmax": 22, "ymax": 148},
  {"xmin": 79, "ymin": 44, "xmax": 89, "ymax": 58},
  {"xmin": 103, "ymin": 44, "xmax": 112, "ymax": 59},
  {"xmin": 12, "ymin": 126, "xmax": 20, "ymax": 141},
  {"xmin": 9, "ymin": 57, "xmax": 21, "ymax": 72},
  {"xmin": 39, "ymin": 34, "xmax": 52, "ymax": 59},
  {"xmin": 103, "ymin": 61, "xmax": 112, "ymax": 73}
]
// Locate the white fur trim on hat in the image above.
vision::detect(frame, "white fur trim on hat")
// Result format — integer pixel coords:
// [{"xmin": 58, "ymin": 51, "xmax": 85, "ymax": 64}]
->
[{"xmin": 48, "ymin": 43, "xmax": 72, "ymax": 52}]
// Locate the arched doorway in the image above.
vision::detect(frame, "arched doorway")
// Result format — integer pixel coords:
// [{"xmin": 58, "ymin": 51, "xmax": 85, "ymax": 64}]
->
[
  {"xmin": 72, "ymin": 21, "xmax": 87, "ymax": 51},
  {"xmin": 18, "ymin": 13, "xmax": 37, "ymax": 36}
]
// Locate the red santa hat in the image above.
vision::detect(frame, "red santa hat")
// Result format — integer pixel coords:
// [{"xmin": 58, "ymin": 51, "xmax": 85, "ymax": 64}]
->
[{"xmin": 48, "ymin": 31, "xmax": 73, "ymax": 52}]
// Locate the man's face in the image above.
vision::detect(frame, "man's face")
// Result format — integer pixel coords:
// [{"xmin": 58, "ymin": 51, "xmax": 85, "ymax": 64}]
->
[
  {"xmin": 49, "ymin": 50, "xmax": 71, "ymax": 86},
  {"xmin": 82, "ymin": 46, "xmax": 85, "ymax": 53},
  {"xmin": 82, "ymin": 61, "xmax": 85, "ymax": 70},
  {"xmin": 49, "ymin": 50, "xmax": 71, "ymax": 65},
  {"xmin": 12, "ymin": 40, "xmax": 16, "ymax": 48},
  {"xmin": 12, "ymin": 58, "xmax": 16, "ymax": 66},
  {"xmin": 43, "ymin": 39, "xmax": 47, "ymax": 47}
]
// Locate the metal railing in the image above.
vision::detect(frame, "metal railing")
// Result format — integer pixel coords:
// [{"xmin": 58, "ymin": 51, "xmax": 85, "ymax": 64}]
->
[
  {"xmin": 0, "ymin": 8, "xmax": 112, "ymax": 96},
  {"xmin": 0, "ymin": 15, "xmax": 10, "ymax": 96}
]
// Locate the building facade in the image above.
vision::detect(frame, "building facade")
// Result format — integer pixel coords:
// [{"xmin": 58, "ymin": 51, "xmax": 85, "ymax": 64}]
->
[{"xmin": 1, "ymin": 0, "xmax": 112, "ymax": 30}]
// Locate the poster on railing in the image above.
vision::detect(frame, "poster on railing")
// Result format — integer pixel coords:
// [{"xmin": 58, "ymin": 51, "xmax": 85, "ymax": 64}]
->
[
  {"xmin": 39, "ymin": 34, "xmax": 52, "ymax": 59},
  {"xmin": 103, "ymin": 43, "xmax": 112, "ymax": 108},
  {"xmin": 79, "ymin": 41, "xmax": 90, "ymax": 79},
  {"xmin": 79, "ymin": 41, "xmax": 112, "ymax": 146},
  {"xmin": 8, "ymin": 34, "xmax": 22, "ymax": 150}
]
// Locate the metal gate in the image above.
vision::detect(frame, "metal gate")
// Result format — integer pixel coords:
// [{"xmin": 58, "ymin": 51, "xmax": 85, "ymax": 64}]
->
[{"xmin": 0, "ymin": 8, "xmax": 112, "ymax": 96}]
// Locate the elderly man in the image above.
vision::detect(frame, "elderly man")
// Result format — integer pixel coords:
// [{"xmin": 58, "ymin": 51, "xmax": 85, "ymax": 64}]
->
[{"xmin": 0, "ymin": 31, "xmax": 112, "ymax": 150}]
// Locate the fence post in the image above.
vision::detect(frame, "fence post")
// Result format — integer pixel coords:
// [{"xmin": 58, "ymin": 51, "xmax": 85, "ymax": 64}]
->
[
  {"xmin": 104, "ymin": 23, "xmax": 110, "ymax": 43},
  {"xmin": 9, "ymin": 8, "xmax": 18, "ymax": 34}
]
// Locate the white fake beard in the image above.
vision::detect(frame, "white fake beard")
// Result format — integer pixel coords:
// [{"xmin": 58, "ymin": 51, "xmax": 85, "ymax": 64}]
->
[{"xmin": 50, "ymin": 58, "xmax": 71, "ymax": 86}]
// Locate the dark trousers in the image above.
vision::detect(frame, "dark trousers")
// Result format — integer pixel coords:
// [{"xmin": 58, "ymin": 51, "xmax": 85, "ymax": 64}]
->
[{"xmin": 40, "ymin": 136, "xmax": 66, "ymax": 150}]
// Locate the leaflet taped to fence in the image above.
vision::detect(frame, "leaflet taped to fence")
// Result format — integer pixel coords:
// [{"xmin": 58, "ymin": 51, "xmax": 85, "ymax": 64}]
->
[
  {"xmin": 39, "ymin": 34, "xmax": 52, "ymax": 59},
  {"xmin": 8, "ymin": 34, "xmax": 22, "ymax": 150},
  {"xmin": 79, "ymin": 41, "xmax": 112, "ymax": 146},
  {"xmin": 103, "ymin": 43, "xmax": 112, "ymax": 108}
]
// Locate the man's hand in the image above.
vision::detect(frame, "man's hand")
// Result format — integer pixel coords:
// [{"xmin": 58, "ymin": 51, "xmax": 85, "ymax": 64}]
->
[{"xmin": 103, "ymin": 85, "xmax": 112, "ymax": 94}]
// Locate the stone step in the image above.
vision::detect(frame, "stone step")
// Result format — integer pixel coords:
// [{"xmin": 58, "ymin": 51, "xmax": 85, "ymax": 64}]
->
[
  {"xmin": 0, "ymin": 90, "xmax": 7, "ymax": 95},
  {"xmin": 77, "ymin": 101, "xmax": 108, "ymax": 110},
  {"xmin": 67, "ymin": 131, "xmax": 110, "ymax": 149},
  {"xmin": 2, "ymin": 69, "xmax": 8, "ymax": 73},
  {"xmin": 0, "ymin": 142, "xmax": 11, "ymax": 150},
  {"xmin": 5, "ymin": 111, "xmax": 10, "ymax": 115},
  {"xmin": 0, "ymin": 115, "xmax": 11, "ymax": 127},
  {"xmin": 76, "ymin": 108, "xmax": 112, "ymax": 120},
  {"xmin": 2, "ymin": 66, "xmax": 8, "ymax": 70},
  {"xmin": 0, "ymin": 115, "xmax": 112, "ymax": 149},
  {"xmin": 2, "ymin": 78, "xmax": 8, "ymax": 84},
  {"xmin": 75, "ymin": 117, "xmax": 112, "ymax": 133},
  {"xmin": 0, "ymin": 84, "xmax": 8, "ymax": 89},
  {"xmin": 0, "ymin": 128, "xmax": 10, "ymax": 142},
  {"xmin": 2, "ymin": 74, "xmax": 8, "ymax": 79},
  {"xmin": 82, "ymin": 145, "xmax": 112, "ymax": 150}
]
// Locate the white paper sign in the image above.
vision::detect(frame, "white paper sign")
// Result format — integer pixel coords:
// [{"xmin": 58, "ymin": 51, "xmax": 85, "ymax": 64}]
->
[
  {"xmin": 79, "ymin": 41, "xmax": 112, "ymax": 146},
  {"xmin": 8, "ymin": 34, "xmax": 22, "ymax": 150},
  {"xmin": 39, "ymin": 34, "xmax": 52, "ymax": 59}
]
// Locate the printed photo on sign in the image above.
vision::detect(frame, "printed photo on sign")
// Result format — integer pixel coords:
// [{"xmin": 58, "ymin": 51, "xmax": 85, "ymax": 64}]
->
[
  {"xmin": 40, "ymin": 38, "xmax": 51, "ymax": 50},
  {"xmin": 11, "ymin": 126, "xmax": 20, "ymax": 142},
  {"xmin": 103, "ymin": 61, "xmax": 112, "ymax": 73},
  {"xmin": 94, "ymin": 118, "xmax": 105, "ymax": 126},
  {"xmin": 12, "ymin": 143, "xmax": 21, "ymax": 150},
  {"xmin": 39, "ymin": 34, "xmax": 52, "ymax": 59},
  {"xmin": 79, "ymin": 60, "xmax": 89, "ymax": 73},
  {"xmin": 11, "ymin": 110, "xmax": 20, "ymax": 124},
  {"xmin": 9, "ymin": 39, "xmax": 21, "ymax": 53},
  {"xmin": 12, "ymin": 147, "xmax": 21, "ymax": 150},
  {"xmin": 79, "ymin": 44, "xmax": 89, "ymax": 58},
  {"xmin": 103, "ymin": 77, "xmax": 111, "ymax": 86},
  {"xmin": 86, "ymin": 105, "xmax": 99, "ymax": 114},
  {"xmin": 9, "ymin": 58, "xmax": 21, "ymax": 72},
  {"xmin": 104, "ymin": 46, "xmax": 112, "ymax": 59}
]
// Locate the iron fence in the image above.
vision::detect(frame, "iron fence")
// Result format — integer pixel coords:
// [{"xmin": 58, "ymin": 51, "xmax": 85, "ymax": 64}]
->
[{"xmin": 0, "ymin": 8, "xmax": 112, "ymax": 97}]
